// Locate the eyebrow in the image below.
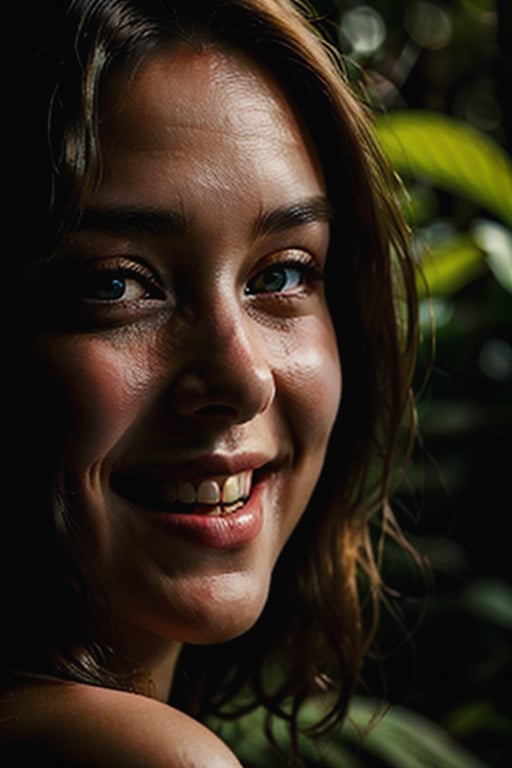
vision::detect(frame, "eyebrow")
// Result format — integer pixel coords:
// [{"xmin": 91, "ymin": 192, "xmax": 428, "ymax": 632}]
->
[
  {"xmin": 254, "ymin": 196, "xmax": 334, "ymax": 237},
  {"xmin": 77, "ymin": 207, "xmax": 188, "ymax": 238},
  {"xmin": 76, "ymin": 195, "xmax": 333, "ymax": 240}
]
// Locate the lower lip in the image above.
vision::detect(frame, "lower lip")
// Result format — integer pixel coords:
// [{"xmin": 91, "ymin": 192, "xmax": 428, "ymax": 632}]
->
[{"xmin": 131, "ymin": 482, "xmax": 265, "ymax": 549}]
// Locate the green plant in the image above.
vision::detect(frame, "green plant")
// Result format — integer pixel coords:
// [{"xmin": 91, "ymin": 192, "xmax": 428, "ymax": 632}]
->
[
  {"xmin": 375, "ymin": 111, "xmax": 512, "ymax": 298},
  {"xmin": 209, "ymin": 695, "xmax": 492, "ymax": 767},
  {"xmin": 374, "ymin": 109, "xmax": 511, "ymax": 767}
]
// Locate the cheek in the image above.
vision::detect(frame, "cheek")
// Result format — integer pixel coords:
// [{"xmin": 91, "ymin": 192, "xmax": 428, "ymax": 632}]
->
[
  {"xmin": 36, "ymin": 337, "xmax": 155, "ymax": 464},
  {"xmin": 275, "ymin": 315, "xmax": 341, "ymax": 447}
]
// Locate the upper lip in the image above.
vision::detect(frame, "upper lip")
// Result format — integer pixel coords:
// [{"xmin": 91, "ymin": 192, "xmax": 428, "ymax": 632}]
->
[{"xmin": 110, "ymin": 451, "xmax": 280, "ymax": 481}]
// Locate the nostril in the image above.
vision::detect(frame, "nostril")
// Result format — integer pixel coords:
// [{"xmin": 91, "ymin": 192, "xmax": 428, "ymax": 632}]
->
[
  {"xmin": 168, "ymin": 352, "xmax": 275, "ymax": 423},
  {"xmin": 196, "ymin": 404, "xmax": 239, "ymax": 417}
]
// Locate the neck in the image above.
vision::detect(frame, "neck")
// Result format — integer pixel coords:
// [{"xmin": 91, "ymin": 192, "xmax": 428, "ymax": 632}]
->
[{"xmin": 114, "ymin": 623, "xmax": 183, "ymax": 702}]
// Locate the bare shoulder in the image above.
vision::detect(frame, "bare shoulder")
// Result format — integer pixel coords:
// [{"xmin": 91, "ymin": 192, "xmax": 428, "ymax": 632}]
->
[{"xmin": 0, "ymin": 680, "xmax": 242, "ymax": 767}]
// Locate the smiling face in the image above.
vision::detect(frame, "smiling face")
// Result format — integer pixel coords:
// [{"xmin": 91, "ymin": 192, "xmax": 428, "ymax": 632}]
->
[{"xmin": 36, "ymin": 45, "xmax": 341, "ymax": 655}]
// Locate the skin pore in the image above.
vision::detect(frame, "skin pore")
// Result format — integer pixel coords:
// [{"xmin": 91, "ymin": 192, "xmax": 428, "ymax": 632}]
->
[{"xmin": 34, "ymin": 43, "xmax": 342, "ymax": 714}]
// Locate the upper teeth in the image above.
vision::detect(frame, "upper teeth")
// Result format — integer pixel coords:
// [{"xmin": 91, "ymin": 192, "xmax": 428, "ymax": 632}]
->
[{"xmin": 161, "ymin": 470, "xmax": 252, "ymax": 506}]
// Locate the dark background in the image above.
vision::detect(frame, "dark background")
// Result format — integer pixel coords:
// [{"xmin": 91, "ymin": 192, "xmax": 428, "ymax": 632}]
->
[{"xmin": 311, "ymin": 1, "xmax": 511, "ymax": 766}]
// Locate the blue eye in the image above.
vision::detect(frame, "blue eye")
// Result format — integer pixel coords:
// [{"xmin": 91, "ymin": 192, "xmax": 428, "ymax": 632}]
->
[
  {"xmin": 84, "ymin": 272, "xmax": 127, "ymax": 301},
  {"xmin": 78, "ymin": 266, "xmax": 164, "ymax": 303},
  {"xmin": 245, "ymin": 264, "xmax": 304, "ymax": 295},
  {"xmin": 42, "ymin": 258, "xmax": 169, "ymax": 331}
]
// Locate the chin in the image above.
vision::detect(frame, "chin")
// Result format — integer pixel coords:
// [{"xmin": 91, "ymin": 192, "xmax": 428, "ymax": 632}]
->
[
  {"xmin": 113, "ymin": 567, "xmax": 272, "ymax": 647},
  {"xmin": 181, "ymin": 574, "xmax": 272, "ymax": 646}
]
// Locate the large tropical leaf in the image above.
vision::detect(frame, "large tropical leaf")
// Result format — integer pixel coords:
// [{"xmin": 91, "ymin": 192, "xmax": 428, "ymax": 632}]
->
[
  {"xmin": 376, "ymin": 111, "xmax": 512, "ymax": 227},
  {"xmin": 209, "ymin": 695, "xmax": 491, "ymax": 767},
  {"xmin": 344, "ymin": 697, "xmax": 491, "ymax": 768},
  {"xmin": 416, "ymin": 231, "xmax": 487, "ymax": 297}
]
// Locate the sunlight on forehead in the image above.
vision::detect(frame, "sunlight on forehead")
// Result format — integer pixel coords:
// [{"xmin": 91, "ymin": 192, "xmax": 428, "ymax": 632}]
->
[
  {"xmin": 105, "ymin": 45, "xmax": 311, "ymax": 150},
  {"xmin": 93, "ymin": 43, "xmax": 326, "ymax": 236}
]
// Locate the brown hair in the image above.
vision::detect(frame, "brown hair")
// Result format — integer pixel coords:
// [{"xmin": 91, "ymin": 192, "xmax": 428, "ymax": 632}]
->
[{"xmin": 5, "ymin": 0, "xmax": 419, "ymax": 759}]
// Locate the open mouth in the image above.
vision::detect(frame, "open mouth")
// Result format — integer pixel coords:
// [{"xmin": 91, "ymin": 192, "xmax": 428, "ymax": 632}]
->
[{"xmin": 111, "ymin": 469, "xmax": 253, "ymax": 517}]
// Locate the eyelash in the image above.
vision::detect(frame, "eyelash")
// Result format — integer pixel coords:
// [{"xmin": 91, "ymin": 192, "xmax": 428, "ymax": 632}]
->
[
  {"xmin": 42, "ymin": 249, "xmax": 324, "ymax": 332},
  {"xmin": 72, "ymin": 258, "xmax": 166, "ymax": 305},
  {"xmin": 246, "ymin": 253, "xmax": 324, "ymax": 297},
  {"xmin": 69, "ymin": 253, "xmax": 323, "ymax": 301}
]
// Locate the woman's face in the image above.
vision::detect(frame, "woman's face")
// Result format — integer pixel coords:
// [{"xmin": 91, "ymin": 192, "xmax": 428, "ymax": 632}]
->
[{"xmin": 38, "ymin": 46, "xmax": 341, "ymax": 647}]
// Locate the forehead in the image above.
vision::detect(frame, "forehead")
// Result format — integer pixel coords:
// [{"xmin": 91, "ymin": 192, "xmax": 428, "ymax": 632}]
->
[
  {"xmin": 92, "ymin": 44, "xmax": 325, "ymax": 216},
  {"xmin": 99, "ymin": 44, "xmax": 319, "ymax": 161}
]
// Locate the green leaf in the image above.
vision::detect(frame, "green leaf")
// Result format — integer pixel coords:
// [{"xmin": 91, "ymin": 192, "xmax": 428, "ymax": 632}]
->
[
  {"xmin": 210, "ymin": 696, "xmax": 492, "ymax": 767},
  {"xmin": 345, "ymin": 698, "xmax": 492, "ymax": 768},
  {"xmin": 416, "ymin": 231, "xmax": 487, "ymax": 297},
  {"xmin": 461, "ymin": 578, "xmax": 512, "ymax": 630},
  {"xmin": 376, "ymin": 111, "xmax": 512, "ymax": 227}
]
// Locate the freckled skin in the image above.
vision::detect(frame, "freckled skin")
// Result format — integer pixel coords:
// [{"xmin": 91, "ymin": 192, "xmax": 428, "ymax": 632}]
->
[{"xmin": 36, "ymin": 46, "xmax": 342, "ymax": 682}]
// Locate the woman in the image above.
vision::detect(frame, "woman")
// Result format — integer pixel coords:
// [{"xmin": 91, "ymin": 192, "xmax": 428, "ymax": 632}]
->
[{"xmin": 1, "ymin": 0, "xmax": 418, "ymax": 765}]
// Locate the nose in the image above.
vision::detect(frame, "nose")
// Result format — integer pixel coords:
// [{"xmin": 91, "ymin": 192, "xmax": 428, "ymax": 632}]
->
[{"xmin": 168, "ymin": 300, "xmax": 276, "ymax": 424}]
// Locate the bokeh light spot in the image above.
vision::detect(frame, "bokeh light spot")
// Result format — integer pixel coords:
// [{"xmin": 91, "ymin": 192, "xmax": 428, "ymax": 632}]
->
[
  {"xmin": 405, "ymin": 1, "xmax": 452, "ymax": 50},
  {"xmin": 340, "ymin": 6, "xmax": 386, "ymax": 57}
]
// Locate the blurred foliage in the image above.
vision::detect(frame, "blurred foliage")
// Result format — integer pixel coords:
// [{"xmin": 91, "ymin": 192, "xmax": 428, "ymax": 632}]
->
[
  {"xmin": 336, "ymin": 2, "xmax": 511, "ymax": 767},
  {"xmin": 376, "ymin": 111, "xmax": 512, "ymax": 225},
  {"xmin": 210, "ymin": 695, "xmax": 491, "ymax": 767},
  {"xmin": 218, "ymin": 1, "xmax": 511, "ymax": 767},
  {"xmin": 375, "ymin": 110, "xmax": 512, "ymax": 297}
]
